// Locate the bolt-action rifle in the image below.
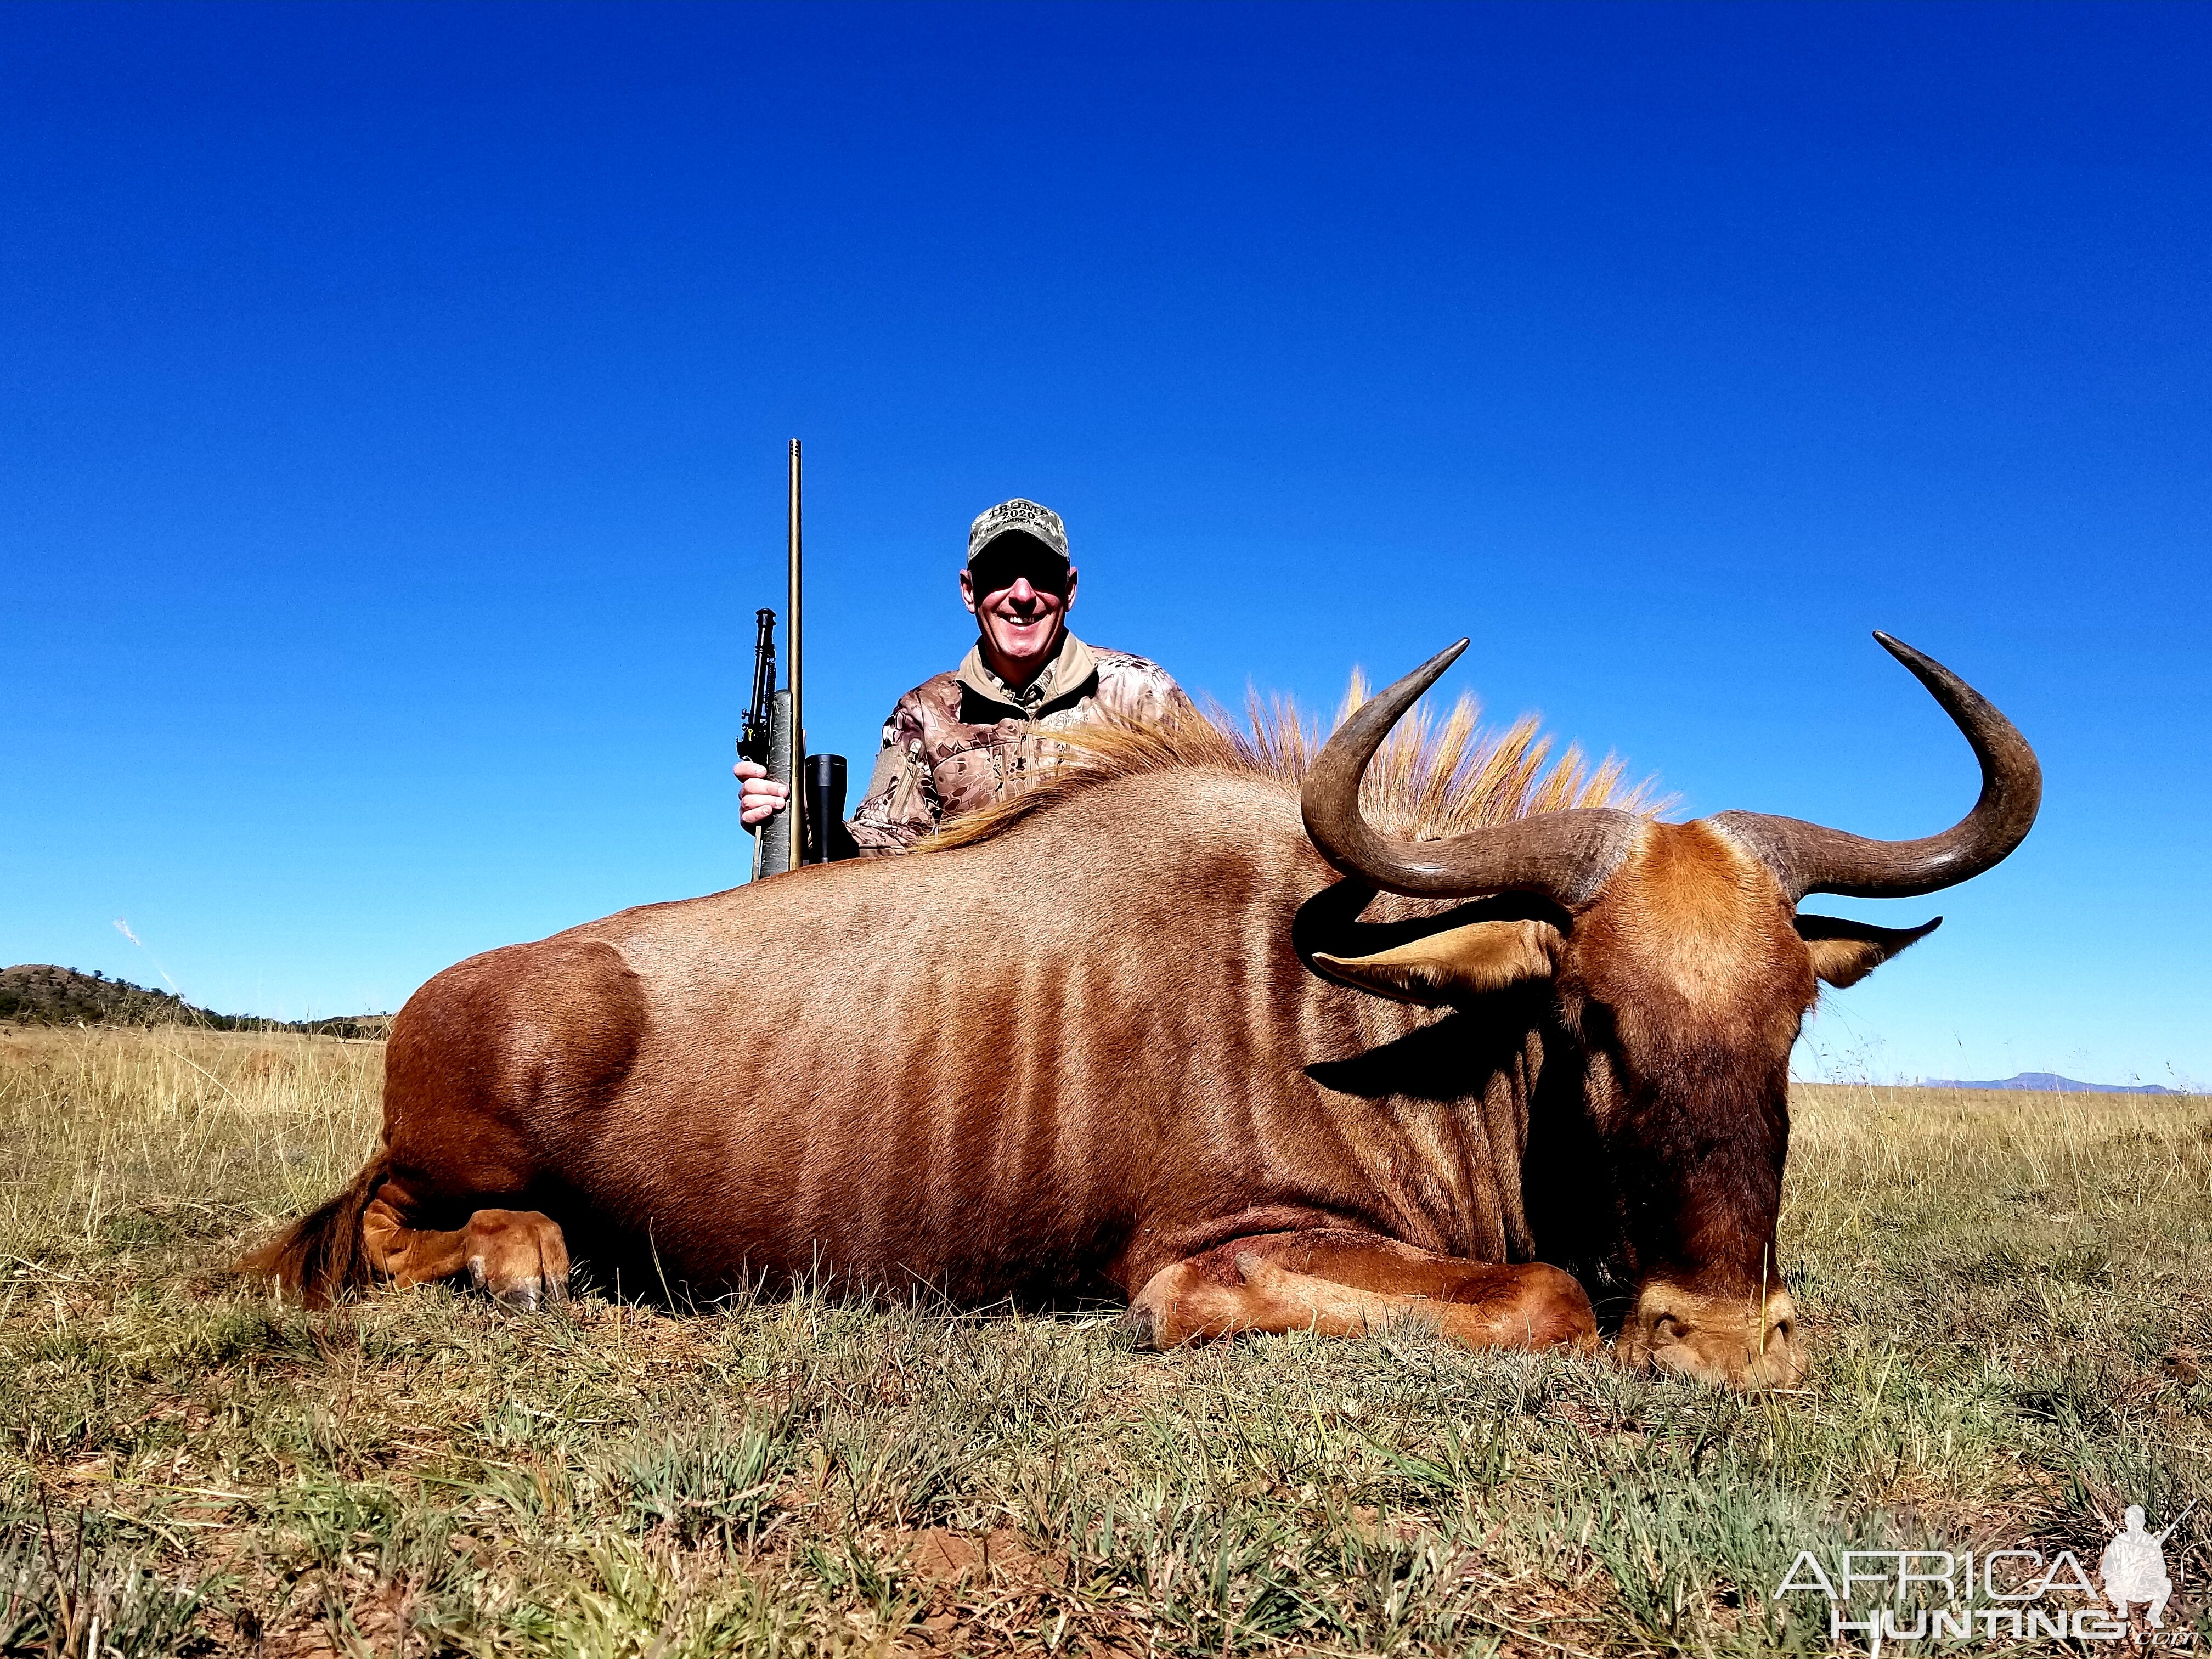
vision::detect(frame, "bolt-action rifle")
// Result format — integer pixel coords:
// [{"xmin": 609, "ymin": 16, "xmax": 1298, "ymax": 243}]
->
[{"xmin": 741, "ymin": 441, "xmax": 854, "ymax": 878}]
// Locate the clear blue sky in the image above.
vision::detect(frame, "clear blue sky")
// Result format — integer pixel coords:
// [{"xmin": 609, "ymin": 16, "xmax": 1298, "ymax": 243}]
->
[{"xmin": 3, "ymin": 3, "xmax": 2205, "ymax": 1086}]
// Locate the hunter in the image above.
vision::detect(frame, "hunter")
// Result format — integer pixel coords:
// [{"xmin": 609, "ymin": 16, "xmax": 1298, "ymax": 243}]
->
[{"xmin": 735, "ymin": 498, "xmax": 1192, "ymax": 855}]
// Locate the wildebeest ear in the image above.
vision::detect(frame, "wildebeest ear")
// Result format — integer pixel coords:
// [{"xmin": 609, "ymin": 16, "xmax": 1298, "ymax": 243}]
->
[
  {"xmin": 1312, "ymin": 919, "xmax": 1560, "ymax": 1005},
  {"xmin": 1794, "ymin": 913, "xmax": 1942, "ymax": 989}
]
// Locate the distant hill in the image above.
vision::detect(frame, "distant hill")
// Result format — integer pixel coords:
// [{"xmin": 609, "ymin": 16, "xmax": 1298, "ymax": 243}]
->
[
  {"xmin": 0, "ymin": 965, "xmax": 390, "ymax": 1040},
  {"xmin": 1921, "ymin": 1070, "xmax": 2175, "ymax": 1096}
]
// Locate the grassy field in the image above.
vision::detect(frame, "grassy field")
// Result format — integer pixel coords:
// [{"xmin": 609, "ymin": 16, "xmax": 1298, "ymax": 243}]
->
[{"xmin": 0, "ymin": 1024, "xmax": 2205, "ymax": 1657}]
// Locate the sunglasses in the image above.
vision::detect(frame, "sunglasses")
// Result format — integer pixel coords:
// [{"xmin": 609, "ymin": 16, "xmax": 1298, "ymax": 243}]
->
[{"xmin": 968, "ymin": 540, "xmax": 1071, "ymax": 600}]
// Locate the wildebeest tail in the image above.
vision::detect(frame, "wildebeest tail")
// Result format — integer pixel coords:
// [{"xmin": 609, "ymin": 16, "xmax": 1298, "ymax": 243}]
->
[{"xmin": 236, "ymin": 1152, "xmax": 391, "ymax": 1306}]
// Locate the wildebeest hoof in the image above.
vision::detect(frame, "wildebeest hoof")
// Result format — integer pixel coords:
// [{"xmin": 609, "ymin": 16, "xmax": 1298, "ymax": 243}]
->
[
  {"xmin": 1119, "ymin": 1301, "xmax": 1164, "ymax": 1350},
  {"xmin": 1619, "ymin": 1278, "xmax": 1805, "ymax": 1389},
  {"xmin": 459, "ymin": 1209, "xmax": 572, "ymax": 1312},
  {"xmin": 465, "ymin": 1253, "xmax": 541, "ymax": 1308}
]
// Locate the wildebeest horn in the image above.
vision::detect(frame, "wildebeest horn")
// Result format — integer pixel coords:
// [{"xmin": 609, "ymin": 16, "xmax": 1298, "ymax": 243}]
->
[
  {"xmin": 1712, "ymin": 633, "xmax": 2042, "ymax": 902},
  {"xmin": 1301, "ymin": 640, "xmax": 1640, "ymax": 906}
]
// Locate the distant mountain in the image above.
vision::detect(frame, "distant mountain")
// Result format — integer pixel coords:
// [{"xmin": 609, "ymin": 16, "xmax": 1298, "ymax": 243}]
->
[
  {"xmin": 0, "ymin": 965, "xmax": 390, "ymax": 1040},
  {"xmin": 1921, "ymin": 1070, "xmax": 2175, "ymax": 1095}
]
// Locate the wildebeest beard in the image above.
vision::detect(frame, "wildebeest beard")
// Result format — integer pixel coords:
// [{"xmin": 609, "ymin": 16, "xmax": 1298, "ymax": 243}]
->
[{"xmin": 1291, "ymin": 878, "xmax": 1699, "ymax": 1331}]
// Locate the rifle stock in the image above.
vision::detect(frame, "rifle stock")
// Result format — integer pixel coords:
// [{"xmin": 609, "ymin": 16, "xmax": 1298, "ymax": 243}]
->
[{"xmin": 751, "ymin": 689, "xmax": 794, "ymax": 878}]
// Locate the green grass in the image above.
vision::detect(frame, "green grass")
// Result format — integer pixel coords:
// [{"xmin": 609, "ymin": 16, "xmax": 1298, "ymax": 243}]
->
[{"xmin": 1, "ymin": 1024, "xmax": 2206, "ymax": 1656}]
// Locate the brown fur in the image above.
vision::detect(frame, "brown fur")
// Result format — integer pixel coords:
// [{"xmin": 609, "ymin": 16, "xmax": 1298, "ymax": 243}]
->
[
  {"xmin": 236, "ymin": 1149, "xmax": 391, "ymax": 1308},
  {"xmin": 250, "ymin": 937, "xmax": 644, "ymax": 1304},
  {"xmin": 1557, "ymin": 822, "xmax": 1811, "ymax": 1296},
  {"xmin": 364, "ymin": 1201, "xmax": 571, "ymax": 1308},
  {"xmin": 1128, "ymin": 1229, "xmax": 1598, "ymax": 1350},
  {"xmin": 1621, "ymin": 1276, "xmax": 1803, "ymax": 1388},
  {"xmin": 244, "ymin": 685, "xmax": 1915, "ymax": 1389}
]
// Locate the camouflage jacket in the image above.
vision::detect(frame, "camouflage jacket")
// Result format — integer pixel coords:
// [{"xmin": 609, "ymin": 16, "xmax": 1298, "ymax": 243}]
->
[{"xmin": 846, "ymin": 631, "xmax": 1192, "ymax": 855}]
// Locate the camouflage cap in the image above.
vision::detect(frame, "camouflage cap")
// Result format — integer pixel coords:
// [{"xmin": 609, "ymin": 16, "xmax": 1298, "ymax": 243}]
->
[{"xmin": 967, "ymin": 498, "xmax": 1070, "ymax": 566}]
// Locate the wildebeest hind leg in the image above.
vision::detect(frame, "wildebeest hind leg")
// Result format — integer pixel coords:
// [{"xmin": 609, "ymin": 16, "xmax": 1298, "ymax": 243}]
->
[
  {"xmin": 1125, "ymin": 1229, "xmax": 1595, "ymax": 1353},
  {"xmin": 362, "ymin": 1196, "xmax": 570, "ymax": 1310}
]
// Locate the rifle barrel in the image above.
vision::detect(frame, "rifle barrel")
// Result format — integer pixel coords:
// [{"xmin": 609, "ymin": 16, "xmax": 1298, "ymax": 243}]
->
[{"xmin": 787, "ymin": 439, "xmax": 803, "ymax": 860}]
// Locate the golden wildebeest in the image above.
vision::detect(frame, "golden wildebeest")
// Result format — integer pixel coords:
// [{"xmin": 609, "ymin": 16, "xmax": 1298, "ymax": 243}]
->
[{"xmin": 248, "ymin": 633, "xmax": 2038, "ymax": 1387}]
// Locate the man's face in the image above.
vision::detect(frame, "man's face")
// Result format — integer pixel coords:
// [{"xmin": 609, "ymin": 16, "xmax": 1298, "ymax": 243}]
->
[{"xmin": 961, "ymin": 534, "xmax": 1078, "ymax": 684}]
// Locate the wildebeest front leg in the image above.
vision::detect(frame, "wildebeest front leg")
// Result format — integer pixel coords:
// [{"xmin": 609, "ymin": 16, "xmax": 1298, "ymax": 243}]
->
[
  {"xmin": 1125, "ymin": 1229, "xmax": 1596, "ymax": 1353},
  {"xmin": 361, "ymin": 1195, "xmax": 570, "ymax": 1310}
]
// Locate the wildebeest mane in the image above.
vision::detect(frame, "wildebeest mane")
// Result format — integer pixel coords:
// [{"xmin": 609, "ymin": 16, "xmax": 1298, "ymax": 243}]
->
[{"xmin": 924, "ymin": 673, "xmax": 1670, "ymax": 853}]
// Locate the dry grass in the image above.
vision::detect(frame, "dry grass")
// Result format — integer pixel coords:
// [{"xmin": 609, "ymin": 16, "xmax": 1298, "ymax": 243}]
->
[{"xmin": 1, "ymin": 1024, "xmax": 2208, "ymax": 1656}]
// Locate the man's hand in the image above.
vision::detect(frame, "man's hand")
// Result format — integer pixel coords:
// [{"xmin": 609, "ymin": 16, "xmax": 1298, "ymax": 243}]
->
[{"xmin": 733, "ymin": 759, "xmax": 789, "ymax": 826}]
